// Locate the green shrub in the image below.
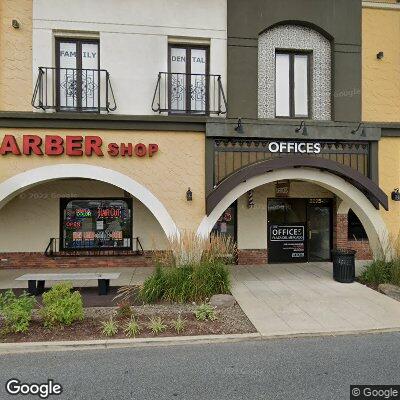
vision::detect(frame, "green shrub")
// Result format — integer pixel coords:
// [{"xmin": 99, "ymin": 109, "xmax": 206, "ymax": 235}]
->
[
  {"xmin": 140, "ymin": 262, "xmax": 231, "ymax": 303},
  {"xmin": 140, "ymin": 266, "xmax": 166, "ymax": 303},
  {"xmin": 40, "ymin": 282, "xmax": 84, "ymax": 328},
  {"xmin": 101, "ymin": 317, "xmax": 118, "ymax": 337},
  {"xmin": 124, "ymin": 317, "xmax": 140, "ymax": 338},
  {"xmin": 194, "ymin": 304, "xmax": 217, "ymax": 321},
  {"xmin": 359, "ymin": 260, "xmax": 391, "ymax": 285},
  {"xmin": 171, "ymin": 315, "xmax": 186, "ymax": 334},
  {"xmin": 148, "ymin": 316, "xmax": 167, "ymax": 335},
  {"xmin": 0, "ymin": 290, "xmax": 35, "ymax": 333},
  {"xmin": 390, "ymin": 260, "xmax": 400, "ymax": 286}
]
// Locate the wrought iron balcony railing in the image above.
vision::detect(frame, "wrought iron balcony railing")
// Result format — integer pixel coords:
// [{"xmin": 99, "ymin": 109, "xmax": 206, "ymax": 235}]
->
[
  {"xmin": 32, "ymin": 67, "xmax": 117, "ymax": 112},
  {"xmin": 152, "ymin": 72, "xmax": 227, "ymax": 115}
]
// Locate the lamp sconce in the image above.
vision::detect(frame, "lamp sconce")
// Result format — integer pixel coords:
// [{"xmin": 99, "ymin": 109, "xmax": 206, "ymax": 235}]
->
[
  {"xmin": 12, "ymin": 19, "xmax": 20, "ymax": 29},
  {"xmin": 234, "ymin": 118, "xmax": 244, "ymax": 134},
  {"xmin": 392, "ymin": 188, "xmax": 400, "ymax": 201},
  {"xmin": 295, "ymin": 120, "xmax": 307, "ymax": 136},
  {"xmin": 351, "ymin": 122, "xmax": 366, "ymax": 137},
  {"xmin": 376, "ymin": 51, "xmax": 384, "ymax": 60},
  {"xmin": 186, "ymin": 188, "xmax": 193, "ymax": 202}
]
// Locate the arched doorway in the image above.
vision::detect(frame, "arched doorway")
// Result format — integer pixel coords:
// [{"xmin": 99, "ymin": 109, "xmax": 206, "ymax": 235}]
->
[{"xmin": 198, "ymin": 161, "xmax": 388, "ymax": 260}]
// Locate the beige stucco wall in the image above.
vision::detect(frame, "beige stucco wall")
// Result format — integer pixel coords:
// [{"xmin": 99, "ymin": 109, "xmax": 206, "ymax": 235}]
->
[
  {"xmin": 237, "ymin": 181, "xmax": 333, "ymax": 249},
  {"xmin": 378, "ymin": 138, "xmax": 400, "ymax": 239},
  {"xmin": 0, "ymin": 0, "xmax": 32, "ymax": 111},
  {"xmin": 0, "ymin": 129, "xmax": 205, "ymax": 240},
  {"xmin": 0, "ymin": 179, "xmax": 168, "ymax": 252},
  {"xmin": 362, "ymin": 5, "xmax": 400, "ymax": 121}
]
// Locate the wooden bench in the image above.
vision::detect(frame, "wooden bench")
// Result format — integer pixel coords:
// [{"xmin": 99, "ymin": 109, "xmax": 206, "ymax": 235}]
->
[{"xmin": 15, "ymin": 273, "xmax": 121, "ymax": 296}]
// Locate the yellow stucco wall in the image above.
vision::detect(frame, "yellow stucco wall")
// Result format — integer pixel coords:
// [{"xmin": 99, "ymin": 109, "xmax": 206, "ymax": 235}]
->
[
  {"xmin": 0, "ymin": 129, "xmax": 205, "ymax": 240},
  {"xmin": 0, "ymin": 0, "xmax": 32, "ymax": 111},
  {"xmin": 379, "ymin": 138, "xmax": 400, "ymax": 239},
  {"xmin": 362, "ymin": 5, "xmax": 400, "ymax": 122}
]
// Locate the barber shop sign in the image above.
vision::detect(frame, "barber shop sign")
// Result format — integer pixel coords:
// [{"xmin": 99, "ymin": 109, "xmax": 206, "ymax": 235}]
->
[{"xmin": 0, "ymin": 134, "xmax": 159, "ymax": 158}]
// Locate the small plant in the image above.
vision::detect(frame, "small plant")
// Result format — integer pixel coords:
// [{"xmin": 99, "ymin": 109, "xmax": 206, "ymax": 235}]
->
[
  {"xmin": 359, "ymin": 260, "xmax": 391, "ymax": 286},
  {"xmin": 140, "ymin": 266, "xmax": 166, "ymax": 303},
  {"xmin": 148, "ymin": 316, "xmax": 167, "ymax": 335},
  {"xmin": 124, "ymin": 317, "xmax": 141, "ymax": 338},
  {"xmin": 101, "ymin": 317, "xmax": 118, "ymax": 337},
  {"xmin": 115, "ymin": 302, "xmax": 133, "ymax": 320},
  {"xmin": 40, "ymin": 282, "xmax": 84, "ymax": 328},
  {"xmin": 0, "ymin": 290, "xmax": 35, "ymax": 333},
  {"xmin": 195, "ymin": 304, "xmax": 217, "ymax": 321},
  {"xmin": 171, "ymin": 314, "xmax": 186, "ymax": 334}
]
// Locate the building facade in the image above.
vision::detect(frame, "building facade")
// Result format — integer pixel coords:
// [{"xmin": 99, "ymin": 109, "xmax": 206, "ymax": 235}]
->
[{"xmin": 0, "ymin": 0, "xmax": 398, "ymax": 268}]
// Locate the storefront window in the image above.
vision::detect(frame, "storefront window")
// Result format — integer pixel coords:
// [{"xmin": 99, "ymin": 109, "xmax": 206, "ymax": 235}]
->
[
  {"xmin": 60, "ymin": 198, "xmax": 132, "ymax": 250},
  {"xmin": 348, "ymin": 209, "xmax": 368, "ymax": 240}
]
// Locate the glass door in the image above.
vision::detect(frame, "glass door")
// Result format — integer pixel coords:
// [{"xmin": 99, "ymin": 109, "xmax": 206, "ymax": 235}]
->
[
  {"xmin": 56, "ymin": 38, "xmax": 100, "ymax": 112},
  {"xmin": 307, "ymin": 199, "xmax": 332, "ymax": 261}
]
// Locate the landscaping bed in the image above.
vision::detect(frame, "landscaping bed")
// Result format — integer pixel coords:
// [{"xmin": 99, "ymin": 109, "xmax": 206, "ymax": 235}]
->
[{"xmin": 0, "ymin": 303, "xmax": 256, "ymax": 343}]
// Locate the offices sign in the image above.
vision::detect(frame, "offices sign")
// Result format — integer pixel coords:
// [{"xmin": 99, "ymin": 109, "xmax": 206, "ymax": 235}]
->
[
  {"xmin": 268, "ymin": 141, "xmax": 321, "ymax": 154},
  {"xmin": 0, "ymin": 134, "xmax": 159, "ymax": 158}
]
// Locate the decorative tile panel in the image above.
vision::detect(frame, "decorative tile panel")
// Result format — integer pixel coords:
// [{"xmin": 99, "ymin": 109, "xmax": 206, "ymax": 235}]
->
[{"xmin": 258, "ymin": 25, "xmax": 331, "ymax": 120}]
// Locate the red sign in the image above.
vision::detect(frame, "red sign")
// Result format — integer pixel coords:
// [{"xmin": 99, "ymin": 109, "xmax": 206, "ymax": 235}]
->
[{"xmin": 0, "ymin": 135, "xmax": 159, "ymax": 158}]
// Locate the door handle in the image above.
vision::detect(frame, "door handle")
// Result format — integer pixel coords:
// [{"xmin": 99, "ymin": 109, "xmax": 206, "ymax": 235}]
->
[{"xmin": 308, "ymin": 230, "xmax": 312, "ymax": 239}]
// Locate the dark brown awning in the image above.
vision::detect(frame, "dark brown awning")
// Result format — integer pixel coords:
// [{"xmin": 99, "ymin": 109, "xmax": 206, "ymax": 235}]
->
[{"xmin": 206, "ymin": 155, "xmax": 388, "ymax": 215}]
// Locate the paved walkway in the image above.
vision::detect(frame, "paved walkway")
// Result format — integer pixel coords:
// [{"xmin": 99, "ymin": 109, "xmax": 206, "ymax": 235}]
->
[
  {"xmin": 2, "ymin": 263, "xmax": 400, "ymax": 337},
  {"xmin": 230, "ymin": 263, "xmax": 400, "ymax": 336}
]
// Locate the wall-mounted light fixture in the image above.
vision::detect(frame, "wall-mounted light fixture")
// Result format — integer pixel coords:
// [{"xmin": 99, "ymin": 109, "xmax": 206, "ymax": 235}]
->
[
  {"xmin": 351, "ymin": 122, "xmax": 366, "ymax": 137},
  {"xmin": 376, "ymin": 51, "xmax": 384, "ymax": 60},
  {"xmin": 295, "ymin": 120, "xmax": 307, "ymax": 136},
  {"xmin": 12, "ymin": 19, "xmax": 20, "ymax": 29},
  {"xmin": 186, "ymin": 188, "xmax": 193, "ymax": 202},
  {"xmin": 234, "ymin": 118, "xmax": 244, "ymax": 134},
  {"xmin": 392, "ymin": 188, "xmax": 400, "ymax": 201}
]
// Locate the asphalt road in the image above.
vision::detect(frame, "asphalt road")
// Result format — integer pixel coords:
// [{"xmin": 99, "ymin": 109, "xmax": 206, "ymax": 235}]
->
[{"xmin": 0, "ymin": 333, "xmax": 399, "ymax": 400}]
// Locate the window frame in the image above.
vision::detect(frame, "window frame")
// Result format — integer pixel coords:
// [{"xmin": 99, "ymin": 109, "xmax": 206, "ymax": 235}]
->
[
  {"xmin": 274, "ymin": 49, "xmax": 312, "ymax": 119},
  {"xmin": 59, "ymin": 197, "xmax": 133, "ymax": 252},
  {"xmin": 55, "ymin": 37, "xmax": 100, "ymax": 112},
  {"xmin": 347, "ymin": 209, "xmax": 368, "ymax": 241},
  {"xmin": 167, "ymin": 43, "xmax": 210, "ymax": 115}
]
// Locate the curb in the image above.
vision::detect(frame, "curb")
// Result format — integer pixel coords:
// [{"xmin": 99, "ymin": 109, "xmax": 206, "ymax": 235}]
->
[{"xmin": 0, "ymin": 333, "xmax": 262, "ymax": 354}]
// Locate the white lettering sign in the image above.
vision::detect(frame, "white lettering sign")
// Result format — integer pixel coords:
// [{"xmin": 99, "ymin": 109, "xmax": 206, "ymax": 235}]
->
[{"xmin": 268, "ymin": 142, "xmax": 321, "ymax": 154}]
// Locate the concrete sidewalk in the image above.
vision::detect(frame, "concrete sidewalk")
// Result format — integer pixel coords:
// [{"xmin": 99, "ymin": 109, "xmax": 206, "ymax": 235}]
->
[{"xmin": 230, "ymin": 263, "xmax": 400, "ymax": 336}]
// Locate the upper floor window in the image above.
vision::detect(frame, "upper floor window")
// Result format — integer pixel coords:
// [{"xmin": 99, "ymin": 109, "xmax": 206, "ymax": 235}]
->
[
  {"xmin": 259, "ymin": 24, "xmax": 331, "ymax": 120},
  {"xmin": 56, "ymin": 38, "xmax": 100, "ymax": 112},
  {"xmin": 275, "ymin": 51, "xmax": 310, "ymax": 118},
  {"xmin": 168, "ymin": 44, "xmax": 209, "ymax": 114}
]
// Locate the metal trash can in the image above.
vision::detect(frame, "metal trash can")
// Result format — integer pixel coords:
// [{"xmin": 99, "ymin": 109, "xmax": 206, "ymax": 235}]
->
[{"xmin": 332, "ymin": 249, "xmax": 356, "ymax": 283}]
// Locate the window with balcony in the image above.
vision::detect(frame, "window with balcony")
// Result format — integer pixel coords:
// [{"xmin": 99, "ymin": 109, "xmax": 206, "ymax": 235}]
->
[
  {"xmin": 32, "ymin": 37, "xmax": 116, "ymax": 113},
  {"xmin": 152, "ymin": 43, "xmax": 226, "ymax": 116},
  {"xmin": 258, "ymin": 24, "xmax": 331, "ymax": 120}
]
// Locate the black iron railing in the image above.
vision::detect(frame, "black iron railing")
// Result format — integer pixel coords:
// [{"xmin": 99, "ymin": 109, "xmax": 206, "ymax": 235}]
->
[
  {"xmin": 32, "ymin": 67, "xmax": 117, "ymax": 112},
  {"xmin": 44, "ymin": 237, "xmax": 144, "ymax": 257},
  {"xmin": 152, "ymin": 72, "xmax": 227, "ymax": 115}
]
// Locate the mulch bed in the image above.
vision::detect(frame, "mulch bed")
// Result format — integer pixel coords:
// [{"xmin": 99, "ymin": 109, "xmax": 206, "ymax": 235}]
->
[{"xmin": 0, "ymin": 286, "xmax": 257, "ymax": 343}]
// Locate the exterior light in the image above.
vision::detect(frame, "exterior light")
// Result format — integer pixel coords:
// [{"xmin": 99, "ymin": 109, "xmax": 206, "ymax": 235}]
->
[
  {"xmin": 392, "ymin": 188, "xmax": 400, "ymax": 201},
  {"xmin": 186, "ymin": 188, "xmax": 193, "ymax": 202},
  {"xmin": 12, "ymin": 20, "xmax": 20, "ymax": 29},
  {"xmin": 234, "ymin": 118, "xmax": 244, "ymax": 134},
  {"xmin": 376, "ymin": 51, "xmax": 384, "ymax": 60},
  {"xmin": 351, "ymin": 122, "xmax": 365, "ymax": 136},
  {"xmin": 295, "ymin": 121, "xmax": 307, "ymax": 136}
]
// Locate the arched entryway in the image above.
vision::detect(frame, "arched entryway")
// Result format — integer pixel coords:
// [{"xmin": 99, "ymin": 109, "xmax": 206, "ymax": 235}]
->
[
  {"xmin": 198, "ymin": 157, "xmax": 389, "ymax": 259},
  {"xmin": 0, "ymin": 164, "xmax": 179, "ymax": 238}
]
